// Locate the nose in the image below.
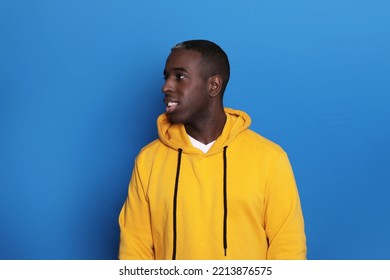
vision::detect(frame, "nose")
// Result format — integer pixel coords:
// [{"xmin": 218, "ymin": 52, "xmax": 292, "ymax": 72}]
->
[{"xmin": 162, "ymin": 77, "xmax": 174, "ymax": 94}]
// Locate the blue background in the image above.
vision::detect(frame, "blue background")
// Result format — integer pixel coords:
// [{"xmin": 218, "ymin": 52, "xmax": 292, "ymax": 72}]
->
[{"xmin": 1, "ymin": 0, "xmax": 389, "ymax": 260}]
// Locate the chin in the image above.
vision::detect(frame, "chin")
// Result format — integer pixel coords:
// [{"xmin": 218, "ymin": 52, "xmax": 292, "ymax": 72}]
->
[
  {"xmin": 167, "ymin": 113, "xmax": 190, "ymax": 125},
  {"xmin": 166, "ymin": 114, "xmax": 182, "ymax": 124}
]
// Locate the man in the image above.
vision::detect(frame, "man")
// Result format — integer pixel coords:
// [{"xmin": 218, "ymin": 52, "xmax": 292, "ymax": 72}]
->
[{"xmin": 118, "ymin": 39, "xmax": 306, "ymax": 260}]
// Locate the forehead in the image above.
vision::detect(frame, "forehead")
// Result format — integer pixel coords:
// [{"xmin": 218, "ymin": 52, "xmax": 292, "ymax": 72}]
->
[{"xmin": 164, "ymin": 49, "xmax": 203, "ymax": 72}]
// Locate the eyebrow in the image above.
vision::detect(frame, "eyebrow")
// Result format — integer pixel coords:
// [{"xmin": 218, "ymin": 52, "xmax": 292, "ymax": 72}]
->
[
  {"xmin": 173, "ymin": 67, "xmax": 188, "ymax": 72},
  {"xmin": 163, "ymin": 67, "xmax": 189, "ymax": 75}
]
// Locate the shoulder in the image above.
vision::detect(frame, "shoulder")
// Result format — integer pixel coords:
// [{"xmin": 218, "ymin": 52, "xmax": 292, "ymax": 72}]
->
[
  {"xmin": 241, "ymin": 129, "xmax": 286, "ymax": 156},
  {"xmin": 234, "ymin": 129, "xmax": 292, "ymax": 172},
  {"xmin": 135, "ymin": 139, "xmax": 162, "ymax": 162}
]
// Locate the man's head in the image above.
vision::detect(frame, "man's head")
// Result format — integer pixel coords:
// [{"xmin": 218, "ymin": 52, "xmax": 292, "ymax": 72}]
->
[
  {"xmin": 171, "ymin": 40, "xmax": 230, "ymax": 95},
  {"xmin": 162, "ymin": 40, "xmax": 230, "ymax": 125}
]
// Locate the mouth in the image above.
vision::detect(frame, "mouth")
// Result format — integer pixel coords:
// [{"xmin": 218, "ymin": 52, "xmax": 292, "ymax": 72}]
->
[{"xmin": 166, "ymin": 101, "xmax": 179, "ymax": 113}]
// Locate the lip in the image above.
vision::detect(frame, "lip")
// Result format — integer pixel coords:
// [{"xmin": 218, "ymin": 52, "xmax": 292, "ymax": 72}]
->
[
  {"xmin": 164, "ymin": 97, "xmax": 179, "ymax": 106},
  {"xmin": 165, "ymin": 100, "xmax": 179, "ymax": 113},
  {"xmin": 165, "ymin": 101, "xmax": 179, "ymax": 114}
]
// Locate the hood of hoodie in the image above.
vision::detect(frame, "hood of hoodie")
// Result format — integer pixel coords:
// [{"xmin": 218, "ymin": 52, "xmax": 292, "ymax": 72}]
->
[{"xmin": 157, "ymin": 108, "xmax": 251, "ymax": 156}]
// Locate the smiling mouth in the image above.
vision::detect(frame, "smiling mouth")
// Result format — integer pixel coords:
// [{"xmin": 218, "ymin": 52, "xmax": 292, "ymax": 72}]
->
[{"xmin": 166, "ymin": 101, "xmax": 179, "ymax": 113}]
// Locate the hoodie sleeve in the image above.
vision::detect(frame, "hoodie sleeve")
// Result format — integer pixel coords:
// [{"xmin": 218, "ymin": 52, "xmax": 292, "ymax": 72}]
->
[
  {"xmin": 264, "ymin": 151, "xmax": 307, "ymax": 260},
  {"xmin": 118, "ymin": 160, "xmax": 154, "ymax": 260}
]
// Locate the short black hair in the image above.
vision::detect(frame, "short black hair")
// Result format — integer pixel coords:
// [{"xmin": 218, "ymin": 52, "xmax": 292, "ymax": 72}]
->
[{"xmin": 171, "ymin": 39, "xmax": 230, "ymax": 95}]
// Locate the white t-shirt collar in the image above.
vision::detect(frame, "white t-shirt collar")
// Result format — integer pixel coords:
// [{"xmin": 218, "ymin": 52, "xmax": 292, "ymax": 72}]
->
[{"xmin": 187, "ymin": 134, "xmax": 215, "ymax": 153}]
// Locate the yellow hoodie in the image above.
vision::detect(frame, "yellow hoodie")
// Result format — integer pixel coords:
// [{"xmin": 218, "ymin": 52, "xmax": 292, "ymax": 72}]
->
[{"xmin": 119, "ymin": 108, "xmax": 306, "ymax": 260}]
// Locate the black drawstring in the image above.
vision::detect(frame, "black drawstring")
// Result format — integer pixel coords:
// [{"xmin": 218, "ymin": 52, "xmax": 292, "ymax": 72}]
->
[
  {"xmin": 172, "ymin": 148, "xmax": 183, "ymax": 260},
  {"xmin": 223, "ymin": 146, "xmax": 228, "ymax": 256},
  {"xmin": 172, "ymin": 147, "xmax": 228, "ymax": 259}
]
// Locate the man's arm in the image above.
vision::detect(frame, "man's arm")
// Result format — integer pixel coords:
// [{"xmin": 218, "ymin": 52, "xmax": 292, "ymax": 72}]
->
[
  {"xmin": 264, "ymin": 151, "xmax": 307, "ymax": 260},
  {"xmin": 118, "ymin": 161, "xmax": 154, "ymax": 260}
]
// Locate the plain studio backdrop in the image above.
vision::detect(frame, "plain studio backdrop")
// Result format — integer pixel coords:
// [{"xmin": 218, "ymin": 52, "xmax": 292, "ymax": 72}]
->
[{"xmin": 0, "ymin": 0, "xmax": 389, "ymax": 259}]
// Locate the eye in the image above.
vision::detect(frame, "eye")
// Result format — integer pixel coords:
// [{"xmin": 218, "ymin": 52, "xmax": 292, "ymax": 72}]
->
[
  {"xmin": 163, "ymin": 72, "xmax": 186, "ymax": 81},
  {"xmin": 175, "ymin": 73, "xmax": 185, "ymax": 80}
]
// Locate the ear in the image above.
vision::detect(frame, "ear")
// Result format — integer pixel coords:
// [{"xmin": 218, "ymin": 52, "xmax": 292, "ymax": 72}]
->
[{"xmin": 207, "ymin": 75, "xmax": 223, "ymax": 98}]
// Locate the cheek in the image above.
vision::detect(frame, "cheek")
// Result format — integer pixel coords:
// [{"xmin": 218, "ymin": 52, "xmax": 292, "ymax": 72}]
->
[
  {"xmin": 184, "ymin": 93, "xmax": 205, "ymax": 109},
  {"xmin": 180, "ymin": 82, "xmax": 209, "ymax": 106}
]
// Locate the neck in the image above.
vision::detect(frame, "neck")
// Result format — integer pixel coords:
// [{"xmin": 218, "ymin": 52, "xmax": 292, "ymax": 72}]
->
[{"xmin": 185, "ymin": 107, "xmax": 226, "ymax": 145}]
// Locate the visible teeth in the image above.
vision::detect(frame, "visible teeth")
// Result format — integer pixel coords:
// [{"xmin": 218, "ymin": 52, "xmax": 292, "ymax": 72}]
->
[{"xmin": 167, "ymin": 102, "xmax": 177, "ymax": 107}]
